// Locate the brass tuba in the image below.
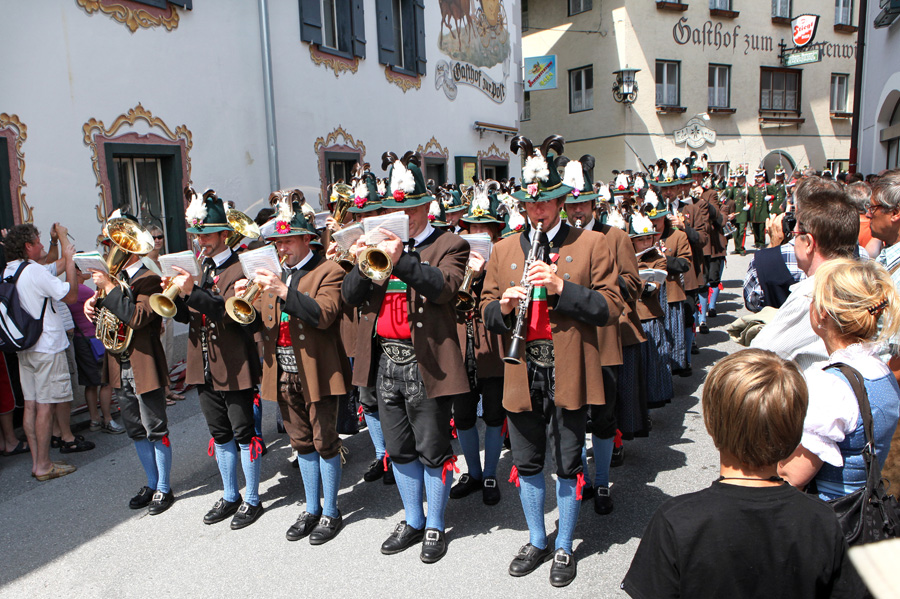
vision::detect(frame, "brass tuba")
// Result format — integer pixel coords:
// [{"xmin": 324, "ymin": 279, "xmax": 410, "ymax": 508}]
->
[
  {"xmin": 225, "ymin": 207, "xmax": 261, "ymax": 250},
  {"xmin": 95, "ymin": 217, "xmax": 155, "ymax": 354}
]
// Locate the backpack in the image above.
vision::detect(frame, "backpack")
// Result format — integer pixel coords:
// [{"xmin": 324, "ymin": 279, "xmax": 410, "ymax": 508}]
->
[{"xmin": 0, "ymin": 261, "xmax": 48, "ymax": 351}]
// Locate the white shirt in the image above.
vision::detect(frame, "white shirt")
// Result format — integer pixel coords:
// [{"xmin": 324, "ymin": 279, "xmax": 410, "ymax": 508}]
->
[
  {"xmin": 3, "ymin": 259, "xmax": 71, "ymax": 354},
  {"xmin": 123, "ymin": 259, "xmax": 144, "ymax": 280},
  {"xmin": 802, "ymin": 344, "xmax": 891, "ymax": 467},
  {"xmin": 527, "ymin": 219, "xmax": 563, "ymax": 246},
  {"xmin": 750, "ymin": 275, "xmax": 827, "ymax": 371},
  {"xmin": 285, "ymin": 250, "xmax": 314, "ymax": 272},
  {"xmin": 208, "ymin": 247, "xmax": 233, "ymax": 268},
  {"xmin": 408, "ymin": 224, "xmax": 435, "ymax": 250}
]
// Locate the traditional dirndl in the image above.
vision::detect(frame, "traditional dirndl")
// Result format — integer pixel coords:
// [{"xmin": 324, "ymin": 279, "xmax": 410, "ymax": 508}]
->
[
  {"xmin": 615, "ymin": 344, "xmax": 650, "ymax": 439},
  {"xmin": 661, "ymin": 283, "xmax": 688, "ymax": 371}
]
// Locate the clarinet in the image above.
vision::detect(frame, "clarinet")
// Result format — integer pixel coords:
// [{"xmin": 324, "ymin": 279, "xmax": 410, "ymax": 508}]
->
[{"xmin": 504, "ymin": 222, "xmax": 544, "ymax": 365}]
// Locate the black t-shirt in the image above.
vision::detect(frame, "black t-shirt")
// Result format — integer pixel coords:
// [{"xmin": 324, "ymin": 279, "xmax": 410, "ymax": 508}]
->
[{"xmin": 622, "ymin": 481, "xmax": 864, "ymax": 599}]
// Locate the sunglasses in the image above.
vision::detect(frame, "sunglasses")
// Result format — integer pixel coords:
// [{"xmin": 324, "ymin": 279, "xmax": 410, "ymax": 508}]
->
[{"xmin": 152, "ymin": 235, "xmax": 165, "ymax": 240}]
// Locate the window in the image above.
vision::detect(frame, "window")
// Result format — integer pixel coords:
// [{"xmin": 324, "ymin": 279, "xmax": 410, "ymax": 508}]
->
[
  {"xmin": 522, "ymin": 91, "xmax": 531, "ymax": 121},
  {"xmin": 111, "ymin": 157, "xmax": 174, "ymax": 245},
  {"xmin": 708, "ymin": 161, "xmax": 729, "ymax": 181},
  {"xmin": 656, "ymin": 60, "xmax": 680, "ymax": 106},
  {"xmin": 522, "ymin": 0, "xmax": 528, "ymax": 30},
  {"xmin": 482, "ymin": 163, "xmax": 509, "ymax": 181},
  {"xmin": 710, "ymin": 0, "xmax": 730, "ymax": 9},
  {"xmin": 424, "ymin": 159, "xmax": 447, "ymax": 186},
  {"xmin": 325, "ymin": 154, "xmax": 358, "ymax": 184},
  {"xmin": 298, "ymin": 0, "xmax": 366, "ymax": 58},
  {"xmin": 0, "ymin": 139, "xmax": 14, "ymax": 230},
  {"xmin": 376, "ymin": 0, "xmax": 426, "ymax": 75},
  {"xmin": 569, "ymin": 0, "xmax": 591, "ymax": 15},
  {"xmin": 886, "ymin": 99, "xmax": 900, "ymax": 170},
  {"xmin": 772, "ymin": 0, "xmax": 790, "ymax": 18},
  {"xmin": 830, "ymin": 74, "xmax": 849, "ymax": 112},
  {"xmin": 569, "ymin": 66, "xmax": 593, "ymax": 112},
  {"xmin": 835, "ymin": 0, "xmax": 852, "ymax": 25},
  {"xmin": 760, "ymin": 67, "xmax": 801, "ymax": 113},
  {"xmin": 708, "ymin": 64, "xmax": 730, "ymax": 108}
]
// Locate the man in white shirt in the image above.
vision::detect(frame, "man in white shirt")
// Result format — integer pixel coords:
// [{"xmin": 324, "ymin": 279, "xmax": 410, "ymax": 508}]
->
[
  {"xmin": 751, "ymin": 189, "xmax": 861, "ymax": 370},
  {"xmin": 2, "ymin": 224, "xmax": 81, "ymax": 480}
]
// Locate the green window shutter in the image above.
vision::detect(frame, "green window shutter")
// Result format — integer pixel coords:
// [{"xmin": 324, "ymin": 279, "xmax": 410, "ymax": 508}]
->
[
  {"xmin": 299, "ymin": 0, "xmax": 323, "ymax": 45},
  {"xmin": 375, "ymin": 0, "xmax": 396, "ymax": 66},
  {"xmin": 351, "ymin": 0, "xmax": 366, "ymax": 58},
  {"xmin": 413, "ymin": 0, "xmax": 426, "ymax": 75}
]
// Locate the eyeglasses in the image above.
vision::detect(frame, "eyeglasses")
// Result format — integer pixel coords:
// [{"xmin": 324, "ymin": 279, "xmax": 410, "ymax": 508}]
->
[
  {"xmin": 152, "ymin": 235, "xmax": 164, "ymax": 240},
  {"xmin": 867, "ymin": 203, "xmax": 887, "ymax": 215}
]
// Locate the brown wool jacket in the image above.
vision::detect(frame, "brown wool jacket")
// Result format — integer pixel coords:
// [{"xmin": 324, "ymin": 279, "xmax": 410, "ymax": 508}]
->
[{"xmin": 592, "ymin": 221, "xmax": 643, "ymax": 366}]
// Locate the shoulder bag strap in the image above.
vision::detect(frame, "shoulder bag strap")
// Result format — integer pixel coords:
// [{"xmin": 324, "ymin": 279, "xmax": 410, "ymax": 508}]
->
[{"xmin": 827, "ymin": 362, "xmax": 881, "ymax": 491}]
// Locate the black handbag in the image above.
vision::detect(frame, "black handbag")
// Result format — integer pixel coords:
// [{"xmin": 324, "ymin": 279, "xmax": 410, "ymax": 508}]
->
[
  {"xmin": 825, "ymin": 363, "xmax": 900, "ymax": 546},
  {"xmin": 335, "ymin": 386, "xmax": 360, "ymax": 436}
]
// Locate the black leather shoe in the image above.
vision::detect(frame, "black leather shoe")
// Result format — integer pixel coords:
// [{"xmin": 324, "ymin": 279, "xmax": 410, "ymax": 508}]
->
[
  {"xmin": 610, "ymin": 445, "xmax": 624, "ymax": 468},
  {"xmin": 383, "ymin": 459, "xmax": 396, "ymax": 485},
  {"xmin": 285, "ymin": 511, "xmax": 320, "ymax": 541},
  {"xmin": 203, "ymin": 496, "xmax": 242, "ymax": 525},
  {"xmin": 230, "ymin": 501, "xmax": 264, "ymax": 530},
  {"xmin": 482, "ymin": 477, "xmax": 501, "ymax": 505},
  {"xmin": 381, "ymin": 521, "xmax": 425, "ymax": 555},
  {"xmin": 449, "ymin": 473, "xmax": 482, "ymax": 499},
  {"xmin": 549, "ymin": 549, "xmax": 577, "ymax": 588},
  {"xmin": 580, "ymin": 485, "xmax": 596, "ymax": 501},
  {"xmin": 679, "ymin": 367, "xmax": 693, "ymax": 377},
  {"xmin": 691, "ymin": 342, "xmax": 700, "ymax": 355},
  {"xmin": 594, "ymin": 486, "xmax": 613, "ymax": 515},
  {"xmin": 420, "ymin": 528, "xmax": 447, "ymax": 563},
  {"xmin": 309, "ymin": 513, "xmax": 343, "ymax": 545},
  {"xmin": 699, "ymin": 322, "xmax": 709, "ymax": 334},
  {"xmin": 708, "ymin": 308, "xmax": 718, "ymax": 318},
  {"xmin": 364, "ymin": 459, "xmax": 385, "ymax": 482},
  {"xmin": 148, "ymin": 490, "xmax": 175, "ymax": 515},
  {"xmin": 508, "ymin": 543, "xmax": 553, "ymax": 577},
  {"xmin": 129, "ymin": 486, "xmax": 155, "ymax": 509}
]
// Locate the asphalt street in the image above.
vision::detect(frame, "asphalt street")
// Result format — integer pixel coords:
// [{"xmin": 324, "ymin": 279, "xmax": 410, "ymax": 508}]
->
[{"xmin": 0, "ymin": 251, "xmax": 755, "ymax": 598}]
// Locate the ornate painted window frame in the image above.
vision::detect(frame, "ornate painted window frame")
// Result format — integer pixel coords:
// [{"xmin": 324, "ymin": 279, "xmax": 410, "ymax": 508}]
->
[
  {"xmin": 75, "ymin": 0, "xmax": 181, "ymax": 33},
  {"xmin": 0, "ymin": 113, "xmax": 33, "ymax": 224},
  {"xmin": 384, "ymin": 66, "xmax": 422, "ymax": 93},
  {"xmin": 314, "ymin": 126, "xmax": 366, "ymax": 209},
  {"xmin": 310, "ymin": 45, "xmax": 361, "ymax": 78},
  {"xmin": 82, "ymin": 103, "xmax": 192, "ymax": 226}
]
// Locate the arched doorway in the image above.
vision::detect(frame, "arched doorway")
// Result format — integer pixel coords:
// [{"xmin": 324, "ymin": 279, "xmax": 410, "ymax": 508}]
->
[
  {"xmin": 762, "ymin": 150, "xmax": 795, "ymax": 180},
  {"xmin": 887, "ymin": 98, "xmax": 900, "ymax": 170}
]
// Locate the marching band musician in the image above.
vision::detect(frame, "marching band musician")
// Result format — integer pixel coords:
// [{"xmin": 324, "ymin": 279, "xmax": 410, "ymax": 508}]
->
[
  {"xmin": 481, "ymin": 136, "xmax": 623, "ymax": 588},
  {"xmin": 449, "ymin": 185, "xmax": 507, "ymax": 507},
  {"xmin": 342, "ymin": 151, "xmax": 469, "ymax": 563},
  {"xmin": 563, "ymin": 155, "xmax": 642, "ymax": 514},
  {"xmin": 85, "ymin": 211, "xmax": 174, "ymax": 514},
  {"xmin": 237, "ymin": 199, "xmax": 351, "ymax": 545},
  {"xmin": 167, "ymin": 192, "xmax": 265, "ymax": 530}
]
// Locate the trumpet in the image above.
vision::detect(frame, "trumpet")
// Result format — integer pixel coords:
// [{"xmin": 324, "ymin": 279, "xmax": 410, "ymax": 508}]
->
[
  {"xmin": 455, "ymin": 267, "xmax": 477, "ymax": 313},
  {"xmin": 358, "ymin": 244, "xmax": 392, "ymax": 282},
  {"xmin": 225, "ymin": 255, "xmax": 287, "ymax": 324},
  {"xmin": 326, "ymin": 184, "xmax": 356, "ymax": 270},
  {"xmin": 149, "ymin": 279, "xmax": 181, "ymax": 319}
]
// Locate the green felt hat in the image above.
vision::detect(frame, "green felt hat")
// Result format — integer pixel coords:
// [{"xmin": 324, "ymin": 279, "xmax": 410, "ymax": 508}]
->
[
  {"xmin": 562, "ymin": 155, "xmax": 599, "ymax": 204},
  {"xmin": 429, "ymin": 195, "xmax": 449, "ymax": 227},
  {"xmin": 379, "ymin": 151, "xmax": 435, "ymax": 209},
  {"xmin": 444, "ymin": 188, "xmax": 469, "ymax": 214},
  {"xmin": 267, "ymin": 200, "xmax": 318, "ymax": 238},
  {"xmin": 510, "ymin": 135, "xmax": 573, "ymax": 203},
  {"xmin": 461, "ymin": 183, "xmax": 504, "ymax": 225},
  {"xmin": 348, "ymin": 171, "xmax": 383, "ymax": 214},
  {"xmin": 186, "ymin": 189, "xmax": 233, "ymax": 234}
]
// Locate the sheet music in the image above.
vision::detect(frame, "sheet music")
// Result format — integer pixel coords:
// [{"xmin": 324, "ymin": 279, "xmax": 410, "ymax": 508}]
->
[
  {"xmin": 460, "ymin": 233, "xmax": 493, "ymax": 262},
  {"xmin": 158, "ymin": 251, "xmax": 202, "ymax": 278},
  {"xmin": 314, "ymin": 211, "xmax": 330, "ymax": 230},
  {"xmin": 639, "ymin": 268, "xmax": 668, "ymax": 284},
  {"xmin": 238, "ymin": 244, "xmax": 281, "ymax": 281},
  {"xmin": 363, "ymin": 213, "xmax": 409, "ymax": 244},
  {"xmin": 73, "ymin": 252, "xmax": 108, "ymax": 274},
  {"xmin": 258, "ymin": 218, "xmax": 276, "ymax": 239},
  {"xmin": 332, "ymin": 224, "xmax": 364, "ymax": 250}
]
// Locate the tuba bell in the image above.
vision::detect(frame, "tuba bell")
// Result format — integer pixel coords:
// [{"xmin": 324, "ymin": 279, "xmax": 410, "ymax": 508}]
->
[
  {"xmin": 96, "ymin": 217, "xmax": 155, "ymax": 355},
  {"xmin": 225, "ymin": 207, "xmax": 261, "ymax": 250}
]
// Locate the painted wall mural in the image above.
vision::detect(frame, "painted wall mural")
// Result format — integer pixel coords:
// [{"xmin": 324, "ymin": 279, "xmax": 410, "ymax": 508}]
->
[
  {"xmin": 435, "ymin": 0, "xmax": 511, "ymax": 103},
  {"xmin": 75, "ymin": 0, "xmax": 182, "ymax": 33}
]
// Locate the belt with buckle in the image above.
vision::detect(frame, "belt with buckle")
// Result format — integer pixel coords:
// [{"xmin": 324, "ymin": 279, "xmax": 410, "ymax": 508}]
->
[
  {"xmin": 525, "ymin": 340, "xmax": 554, "ymax": 368},
  {"xmin": 276, "ymin": 345, "xmax": 299, "ymax": 373},
  {"xmin": 378, "ymin": 336, "xmax": 416, "ymax": 365}
]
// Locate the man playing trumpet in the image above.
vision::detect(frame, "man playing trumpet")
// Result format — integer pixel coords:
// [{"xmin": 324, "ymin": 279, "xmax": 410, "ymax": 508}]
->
[{"xmin": 235, "ymin": 199, "xmax": 351, "ymax": 545}]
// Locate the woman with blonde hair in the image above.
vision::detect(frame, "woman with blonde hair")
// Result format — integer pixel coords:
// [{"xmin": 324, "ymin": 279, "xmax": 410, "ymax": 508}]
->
[{"xmin": 780, "ymin": 258, "xmax": 900, "ymax": 500}]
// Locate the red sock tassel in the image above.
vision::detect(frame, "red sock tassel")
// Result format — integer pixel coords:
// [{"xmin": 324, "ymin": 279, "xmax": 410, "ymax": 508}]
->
[
  {"xmin": 576, "ymin": 472, "xmax": 586, "ymax": 501},
  {"xmin": 253, "ymin": 392, "xmax": 260, "ymax": 408},
  {"xmin": 161, "ymin": 435, "xmax": 171, "ymax": 448},
  {"xmin": 614, "ymin": 429, "xmax": 623, "ymax": 448},
  {"xmin": 449, "ymin": 418, "xmax": 458, "ymax": 439},
  {"xmin": 249, "ymin": 437, "xmax": 264, "ymax": 462},
  {"xmin": 383, "ymin": 453, "xmax": 390, "ymax": 471},
  {"xmin": 208, "ymin": 438, "xmax": 215, "ymax": 457},
  {"xmin": 509, "ymin": 465, "xmax": 520, "ymax": 487},
  {"xmin": 442, "ymin": 455, "xmax": 459, "ymax": 484},
  {"xmin": 501, "ymin": 418, "xmax": 508, "ymax": 439}
]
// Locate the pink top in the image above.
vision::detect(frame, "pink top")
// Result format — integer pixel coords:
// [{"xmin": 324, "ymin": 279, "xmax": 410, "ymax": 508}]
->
[{"xmin": 68, "ymin": 284, "xmax": 97, "ymax": 338}]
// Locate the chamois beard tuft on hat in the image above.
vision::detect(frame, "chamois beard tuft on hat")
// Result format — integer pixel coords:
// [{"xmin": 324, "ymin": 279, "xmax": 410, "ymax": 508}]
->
[
  {"xmin": 562, "ymin": 160, "xmax": 585, "ymax": 191},
  {"xmin": 377, "ymin": 179, "xmax": 387, "ymax": 196},
  {"xmin": 390, "ymin": 160, "xmax": 416, "ymax": 194},
  {"xmin": 275, "ymin": 198, "xmax": 294, "ymax": 224},
  {"xmin": 300, "ymin": 201, "xmax": 316, "ymax": 220},
  {"xmin": 353, "ymin": 179, "xmax": 368, "ymax": 199},
  {"xmin": 615, "ymin": 172, "xmax": 630, "ymax": 191},
  {"xmin": 607, "ymin": 208, "xmax": 628, "ymax": 231},
  {"xmin": 507, "ymin": 210, "xmax": 526, "ymax": 231},
  {"xmin": 676, "ymin": 162, "xmax": 689, "ymax": 179},
  {"xmin": 429, "ymin": 199, "xmax": 442, "ymax": 219},
  {"xmin": 185, "ymin": 191, "xmax": 207, "ymax": 225},
  {"xmin": 643, "ymin": 188, "xmax": 659, "ymax": 208},
  {"xmin": 631, "ymin": 212, "xmax": 655, "ymax": 234},
  {"xmin": 598, "ymin": 183, "xmax": 611, "ymax": 201},
  {"xmin": 522, "ymin": 151, "xmax": 550, "ymax": 184},
  {"xmin": 633, "ymin": 175, "xmax": 646, "ymax": 192}
]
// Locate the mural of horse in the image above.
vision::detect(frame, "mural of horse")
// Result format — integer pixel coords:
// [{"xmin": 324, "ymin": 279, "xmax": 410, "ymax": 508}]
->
[{"xmin": 439, "ymin": 0, "xmax": 473, "ymax": 51}]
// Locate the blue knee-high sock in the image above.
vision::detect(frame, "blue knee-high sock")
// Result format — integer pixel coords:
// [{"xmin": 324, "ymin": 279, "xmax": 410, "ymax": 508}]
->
[
  {"xmin": 483, "ymin": 425, "xmax": 504, "ymax": 479},
  {"xmin": 364, "ymin": 412, "xmax": 386, "ymax": 460},
  {"xmin": 238, "ymin": 442, "xmax": 261, "ymax": 506},
  {"xmin": 592, "ymin": 435, "xmax": 615, "ymax": 489},
  {"xmin": 320, "ymin": 454, "xmax": 342, "ymax": 518},
  {"xmin": 153, "ymin": 441, "xmax": 172, "ymax": 494},
  {"xmin": 709, "ymin": 285, "xmax": 720, "ymax": 311},
  {"xmin": 392, "ymin": 460, "xmax": 425, "ymax": 529},
  {"xmin": 424, "ymin": 464, "xmax": 452, "ymax": 530},
  {"xmin": 253, "ymin": 399, "xmax": 263, "ymax": 439},
  {"xmin": 456, "ymin": 426, "xmax": 483, "ymax": 480},
  {"xmin": 297, "ymin": 451, "xmax": 322, "ymax": 515},
  {"xmin": 580, "ymin": 446, "xmax": 592, "ymax": 487},
  {"xmin": 698, "ymin": 291, "xmax": 709, "ymax": 323},
  {"xmin": 518, "ymin": 472, "xmax": 547, "ymax": 550},
  {"xmin": 556, "ymin": 477, "xmax": 581, "ymax": 553},
  {"xmin": 214, "ymin": 440, "xmax": 240, "ymax": 503},
  {"xmin": 134, "ymin": 439, "xmax": 158, "ymax": 490}
]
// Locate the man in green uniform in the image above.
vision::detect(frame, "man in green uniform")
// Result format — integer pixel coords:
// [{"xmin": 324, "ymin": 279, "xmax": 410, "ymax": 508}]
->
[
  {"xmin": 746, "ymin": 169, "xmax": 771, "ymax": 248},
  {"xmin": 727, "ymin": 171, "xmax": 749, "ymax": 255}
]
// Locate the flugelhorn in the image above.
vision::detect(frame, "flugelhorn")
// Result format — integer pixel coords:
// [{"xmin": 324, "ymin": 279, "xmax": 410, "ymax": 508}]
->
[
  {"xmin": 358, "ymin": 244, "xmax": 392, "ymax": 281},
  {"xmin": 225, "ymin": 255, "xmax": 287, "ymax": 324},
  {"xmin": 149, "ymin": 279, "xmax": 181, "ymax": 319},
  {"xmin": 455, "ymin": 267, "xmax": 477, "ymax": 313}
]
